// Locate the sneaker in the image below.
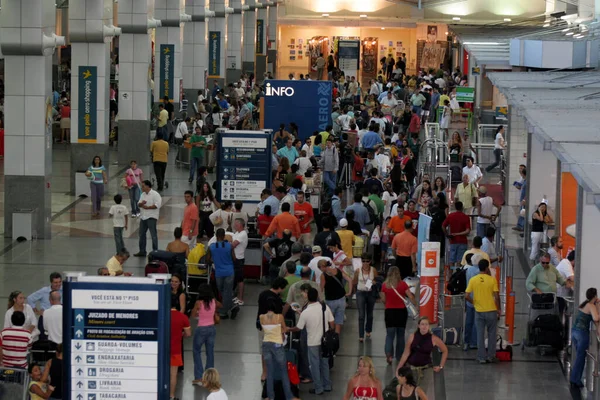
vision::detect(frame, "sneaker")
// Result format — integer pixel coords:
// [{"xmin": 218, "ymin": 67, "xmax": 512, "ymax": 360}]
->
[
  {"xmin": 487, "ymin": 357, "xmax": 499, "ymax": 363},
  {"xmin": 236, "ymin": 300, "xmax": 245, "ymax": 306},
  {"xmin": 131, "ymin": 214, "xmax": 137, "ymax": 219},
  {"xmin": 192, "ymin": 380, "xmax": 203, "ymax": 386},
  {"xmin": 133, "ymin": 252, "xmax": 147, "ymax": 257},
  {"xmin": 230, "ymin": 305, "xmax": 240, "ymax": 320},
  {"xmin": 478, "ymin": 359, "xmax": 487, "ymax": 365},
  {"xmin": 309, "ymin": 389, "xmax": 323, "ymax": 395},
  {"xmin": 233, "ymin": 297, "xmax": 239, "ymax": 304},
  {"xmin": 188, "ymin": 178, "xmax": 193, "ymax": 183},
  {"xmin": 463, "ymin": 343, "xmax": 469, "ymax": 351}
]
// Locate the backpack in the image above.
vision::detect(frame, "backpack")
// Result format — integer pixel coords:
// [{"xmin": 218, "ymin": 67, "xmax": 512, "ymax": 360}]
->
[
  {"xmin": 362, "ymin": 200, "xmax": 379, "ymax": 226},
  {"xmin": 447, "ymin": 267, "xmax": 467, "ymax": 295},
  {"xmin": 320, "ymin": 302, "xmax": 340, "ymax": 357}
]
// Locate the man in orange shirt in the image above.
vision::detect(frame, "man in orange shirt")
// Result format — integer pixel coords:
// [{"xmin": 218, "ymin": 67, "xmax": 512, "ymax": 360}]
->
[
  {"xmin": 181, "ymin": 190, "xmax": 199, "ymax": 248},
  {"xmin": 391, "ymin": 220, "xmax": 418, "ymax": 279},
  {"xmin": 265, "ymin": 202, "xmax": 301, "ymax": 239},
  {"xmin": 294, "ymin": 191, "xmax": 314, "ymax": 245},
  {"xmin": 387, "ymin": 207, "xmax": 412, "ymax": 235}
]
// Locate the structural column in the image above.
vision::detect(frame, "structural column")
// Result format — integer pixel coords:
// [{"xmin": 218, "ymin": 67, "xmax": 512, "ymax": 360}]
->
[
  {"xmin": 255, "ymin": 3, "xmax": 269, "ymax": 82},
  {"xmin": 267, "ymin": 0, "xmax": 280, "ymax": 77},
  {"xmin": 226, "ymin": 0, "xmax": 247, "ymax": 83},
  {"xmin": 242, "ymin": 0, "xmax": 258, "ymax": 76},
  {"xmin": 118, "ymin": 0, "xmax": 161, "ymax": 165},
  {"xmin": 183, "ymin": 0, "xmax": 214, "ymax": 107},
  {"xmin": 208, "ymin": 0, "xmax": 232, "ymax": 88},
  {"xmin": 575, "ymin": 188, "xmax": 600, "ymax": 308},
  {"xmin": 1, "ymin": 0, "xmax": 65, "ymax": 238},
  {"xmin": 506, "ymin": 109, "xmax": 528, "ymax": 207},
  {"xmin": 154, "ymin": 0, "xmax": 191, "ymax": 113},
  {"xmin": 69, "ymin": 0, "xmax": 121, "ymax": 193}
]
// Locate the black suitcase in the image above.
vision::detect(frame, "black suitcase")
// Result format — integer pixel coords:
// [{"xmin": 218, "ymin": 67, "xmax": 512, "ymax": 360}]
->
[
  {"xmin": 450, "ymin": 166, "xmax": 462, "ymax": 184},
  {"xmin": 529, "ymin": 314, "xmax": 564, "ymax": 350},
  {"xmin": 261, "ymin": 348, "xmax": 300, "ymax": 399}
]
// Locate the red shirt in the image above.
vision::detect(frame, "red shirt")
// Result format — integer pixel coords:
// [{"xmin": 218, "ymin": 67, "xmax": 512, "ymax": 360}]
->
[
  {"xmin": 258, "ymin": 215, "xmax": 275, "ymax": 236},
  {"xmin": 61, "ymin": 106, "xmax": 71, "ymax": 118},
  {"xmin": 382, "ymin": 281, "xmax": 410, "ymax": 308},
  {"xmin": 294, "ymin": 201, "xmax": 314, "ymax": 234},
  {"xmin": 442, "ymin": 211, "xmax": 471, "ymax": 244},
  {"xmin": 170, "ymin": 310, "xmax": 190, "ymax": 356},
  {"xmin": 404, "ymin": 210, "xmax": 419, "ymax": 237},
  {"xmin": 182, "ymin": 203, "xmax": 199, "ymax": 236},
  {"xmin": 409, "ymin": 113, "xmax": 420, "ymax": 133}
]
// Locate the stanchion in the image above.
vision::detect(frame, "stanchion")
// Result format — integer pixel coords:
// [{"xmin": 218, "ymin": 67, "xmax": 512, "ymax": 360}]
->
[
  {"xmin": 506, "ymin": 290, "xmax": 516, "ymax": 344},
  {"xmin": 444, "ymin": 265, "xmax": 451, "ymax": 309}
]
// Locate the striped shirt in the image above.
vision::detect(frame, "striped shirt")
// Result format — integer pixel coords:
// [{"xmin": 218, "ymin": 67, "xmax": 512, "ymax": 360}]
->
[{"xmin": 0, "ymin": 327, "xmax": 33, "ymax": 368}]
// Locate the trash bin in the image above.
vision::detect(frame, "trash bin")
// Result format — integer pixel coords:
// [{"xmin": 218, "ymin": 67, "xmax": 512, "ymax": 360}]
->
[{"xmin": 13, "ymin": 208, "xmax": 37, "ymax": 240}]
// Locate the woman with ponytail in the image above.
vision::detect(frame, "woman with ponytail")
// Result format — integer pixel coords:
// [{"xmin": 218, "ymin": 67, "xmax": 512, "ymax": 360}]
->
[{"xmin": 571, "ymin": 287, "xmax": 600, "ymax": 388}]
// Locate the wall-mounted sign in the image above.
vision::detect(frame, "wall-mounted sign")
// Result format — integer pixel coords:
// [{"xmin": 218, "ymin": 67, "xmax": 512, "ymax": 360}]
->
[
  {"xmin": 456, "ymin": 87, "xmax": 475, "ymax": 103},
  {"xmin": 78, "ymin": 66, "xmax": 97, "ymax": 143},
  {"xmin": 159, "ymin": 44, "xmax": 175, "ymax": 101},
  {"xmin": 209, "ymin": 31, "xmax": 221, "ymax": 78},
  {"xmin": 256, "ymin": 19, "xmax": 265, "ymax": 55}
]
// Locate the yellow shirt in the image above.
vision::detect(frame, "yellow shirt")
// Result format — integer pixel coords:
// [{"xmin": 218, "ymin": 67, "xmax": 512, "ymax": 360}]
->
[
  {"xmin": 460, "ymin": 248, "xmax": 491, "ymax": 266},
  {"xmin": 106, "ymin": 256, "xmax": 123, "ymax": 276},
  {"xmin": 337, "ymin": 229, "xmax": 354, "ymax": 258},
  {"xmin": 439, "ymin": 94, "xmax": 450, "ymax": 107},
  {"xmin": 29, "ymin": 381, "xmax": 47, "ymax": 400},
  {"xmin": 158, "ymin": 109, "xmax": 168, "ymax": 127},
  {"xmin": 455, "ymin": 183, "xmax": 477, "ymax": 210},
  {"xmin": 465, "ymin": 273, "xmax": 499, "ymax": 312},
  {"xmin": 151, "ymin": 140, "xmax": 169, "ymax": 163}
]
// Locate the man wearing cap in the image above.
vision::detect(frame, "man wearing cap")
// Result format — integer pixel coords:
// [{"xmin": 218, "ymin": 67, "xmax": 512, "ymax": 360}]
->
[
  {"xmin": 391, "ymin": 220, "xmax": 418, "ymax": 279},
  {"xmin": 476, "ymin": 186, "xmax": 501, "ymax": 239},
  {"xmin": 336, "ymin": 219, "xmax": 355, "ymax": 259}
]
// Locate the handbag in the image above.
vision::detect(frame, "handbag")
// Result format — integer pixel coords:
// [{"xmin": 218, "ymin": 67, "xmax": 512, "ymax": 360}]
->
[
  {"xmin": 495, "ymin": 335, "xmax": 513, "ymax": 361},
  {"xmin": 213, "ymin": 313, "xmax": 221, "ymax": 325},
  {"xmin": 287, "ymin": 361, "xmax": 300, "ymax": 385},
  {"xmin": 370, "ymin": 226, "xmax": 381, "ymax": 246},
  {"xmin": 120, "ymin": 177, "xmax": 129, "ymax": 189},
  {"xmin": 321, "ymin": 302, "xmax": 339, "ymax": 358},
  {"xmin": 392, "ymin": 287, "xmax": 418, "ymax": 320}
]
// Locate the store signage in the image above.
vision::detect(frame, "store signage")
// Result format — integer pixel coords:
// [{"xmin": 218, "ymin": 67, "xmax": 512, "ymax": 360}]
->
[
  {"xmin": 78, "ymin": 66, "xmax": 97, "ymax": 143},
  {"xmin": 159, "ymin": 44, "xmax": 175, "ymax": 101},
  {"xmin": 256, "ymin": 19, "xmax": 265, "ymax": 55},
  {"xmin": 217, "ymin": 131, "xmax": 272, "ymax": 203},
  {"xmin": 456, "ymin": 87, "xmax": 475, "ymax": 103},
  {"xmin": 64, "ymin": 282, "xmax": 170, "ymax": 400},
  {"xmin": 209, "ymin": 31, "xmax": 221, "ymax": 78},
  {"xmin": 263, "ymin": 80, "xmax": 332, "ymax": 139}
]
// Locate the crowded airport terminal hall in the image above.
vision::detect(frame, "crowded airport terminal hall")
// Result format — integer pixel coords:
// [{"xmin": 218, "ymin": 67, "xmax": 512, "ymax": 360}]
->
[{"xmin": 2, "ymin": 0, "xmax": 600, "ymax": 399}]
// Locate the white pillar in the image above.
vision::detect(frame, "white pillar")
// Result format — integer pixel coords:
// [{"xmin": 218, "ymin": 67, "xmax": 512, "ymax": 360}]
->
[
  {"xmin": 1, "ymin": 0, "xmax": 65, "ymax": 238},
  {"xmin": 183, "ymin": 0, "xmax": 212, "ymax": 104},
  {"xmin": 243, "ymin": 0, "xmax": 258, "ymax": 75},
  {"xmin": 226, "ymin": 0, "xmax": 244, "ymax": 83},
  {"xmin": 575, "ymin": 189, "xmax": 600, "ymax": 306},
  {"xmin": 507, "ymin": 110, "xmax": 528, "ymax": 206},
  {"xmin": 117, "ymin": 0, "xmax": 159, "ymax": 165},
  {"xmin": 208, "ymin": 0, "xmax": 231, "ymax": 87}
]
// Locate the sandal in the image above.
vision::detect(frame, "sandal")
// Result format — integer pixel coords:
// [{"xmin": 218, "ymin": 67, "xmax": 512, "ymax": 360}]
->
[
  {"xmin": 366, "ymin": 333, "xmax": 371, "ymax": 338},
  {"xmin": 359, "ymin": 338, "xmax": 364, "ymax": 343},
  {"xmin": 386, "ymin": 356, "xmax": 393, "ymax": 365}
]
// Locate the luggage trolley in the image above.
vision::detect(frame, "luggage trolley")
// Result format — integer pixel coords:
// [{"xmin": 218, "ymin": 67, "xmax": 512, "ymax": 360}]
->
[
  {"xmin": 524, "ymin": 292, "xmax": 562, "ymax": 355},
  {"xmin": 186, "ymin": 258, "xmax": 212, "ymax": 301},
  {"xmin": 0, "ymin": 367, "xmax": 30, "ymax": 400},
  {"xmin": 437, "ymin": 293, "xmax": 466, "ymax": 346}
]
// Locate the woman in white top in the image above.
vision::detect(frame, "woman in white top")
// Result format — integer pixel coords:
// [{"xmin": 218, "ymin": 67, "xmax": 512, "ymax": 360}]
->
[
  {"xmin": 381, "ymin": 183, "xmax": 398, "ymax": 220},
  {"xmin": 353, "ymin": 255, "xmax": 379, "ymax": 342},
  {"xmin": 4, "ymin": 291, "xmax": 39, "ymax": 341},
  {"xmin": 439, "ymin": 99, "xmax": 451, "ymax": 135},
  {"xmin": 203, "ymin": 368, "xmax": 228, "ymax": 400},
  {"xmin": 485, "ymin": 125, "xmax": 505, "ymax": 173},
  {"xmin": 209, "ymin": 201, "xmax": 234, "ymax": 232}
]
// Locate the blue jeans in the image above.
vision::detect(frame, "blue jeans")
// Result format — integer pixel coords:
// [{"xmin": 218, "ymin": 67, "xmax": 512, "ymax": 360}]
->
[
  {"xmin": 571, "ymin": 328, "xmax": 590, "ymax": 385},
  {"xmin": 517, "ymin": 207, "xmax": 525, "ymax": 229},
  {"xmin": 385, "ymin": 327, "xmax": 405, "ymax": 361},
  {"xmin": 138, "ymin": 218, "xmax": 158, "ymax": 254},
  {"xmin": 464, "ymin": 305, "xmax": 477, "ymax": 348},
  {"xmin": 263, "ymin": 342, "xmax": 295, "ymax": 400},
  {"xmin": 114, "ymin": 227, "xmax": 124, "ymax": 253},
  {"xmin": 326, "ymin": 297, "xmax": 346, "ymax": 325},
  {"xmin": 189, "ymin": 156, "xmax": 203, "ymax": 180},
  {"xmin": 356, "ymin": 291, "xmax": 376, "ymax": 338},
  {"xmin": 486, "ymin": 149, "xmax": 502, "ymax": 172},
  {"xmin": 90, "ymin": 182, "xmax": 104, "ymax": 213},
  {"xmin": 216, "ymin": 275, "xmax": 234, "ymax": 316},
  {"xmin": 476, "ymin": 311, "xmax": 498, "ymax": 361},
  {"xmin": 323, "ymin": 171, "xmax": 337, "ymax": 195},
  {"xmin": 129, "ymin": 186, "xmax": 140, "ymax": 215},
  {"xmin": 449, "ymin": 243, "xmax": 468, "ymax": 264},
  {"xmin": 193, "ymin": 325, "xmax": 216, "ymax": 379},
  {"xmin": 412, "ymin": 105, "xmax": 422, "ymax": 115},
  {"xmin": 307, "ymin": 345, "xmax": 331, "ymax": 394},
  {"xmin": 476, "ymin": 223, "xmax": 489, "ymax": 239}
]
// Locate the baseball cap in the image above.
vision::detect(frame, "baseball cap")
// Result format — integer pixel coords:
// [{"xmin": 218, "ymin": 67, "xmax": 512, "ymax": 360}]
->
[
  {"xmin": 339, "ymin": 218, "xmax": 348, "ymax": 227},
  {"xmin": 312, "ymin": 245, "xmax": 322, "ymax": 253}
]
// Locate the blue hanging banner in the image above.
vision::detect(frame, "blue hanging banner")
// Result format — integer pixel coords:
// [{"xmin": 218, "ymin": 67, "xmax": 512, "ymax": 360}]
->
[
  {"xmin": 78, "ymin": 66, "xmax": 97, "ymax": 143},
  {"xmin": 159, "ymin": 44, "xmax": 175, "ymax": 101},
  {"xmin": 417, "ymin": 213, "xmax": 432, "ymax": 273},
  {"xmin": 208, "ymin": 31, "xmax": 221, "ymax": 78}
]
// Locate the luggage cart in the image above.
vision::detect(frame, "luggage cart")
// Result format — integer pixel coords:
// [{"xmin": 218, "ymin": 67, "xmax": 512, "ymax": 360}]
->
[
  {"xmin": 186, "ymin": 259, "xmax": 212, "ymax": 301},
  {"xmin": 437, "ymin": 293, "xmax": 466, "ymax": 346},
  {"xmin": 175, "ymin": 141, "xmax": 191, "ymax": 168},
  {"xmin": 0, "ymin": 367, "xmax": 30, "ymax": 400},
  {"xmin": 524, "ymin": 292, "xmax": 561, "ymax": 355}
]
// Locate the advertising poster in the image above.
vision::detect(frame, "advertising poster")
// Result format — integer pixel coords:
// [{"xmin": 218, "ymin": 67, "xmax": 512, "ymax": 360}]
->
[
  {"xmin": 159, "ymin": 44, "xmax": 175, "ymax": 100},
  {"xmin": 208, "ymin": 31, "xmax": 221, "ymax": 78},
  {"xmin": 78, "ymin": 66, "xmax": 97, "ymax": 143}
]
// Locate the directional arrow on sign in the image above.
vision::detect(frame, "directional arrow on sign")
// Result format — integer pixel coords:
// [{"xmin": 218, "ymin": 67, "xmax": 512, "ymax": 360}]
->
[
  {"xmin": 75, "ymin": 355, "xmax": 82, "ymax": 363},
  {"xmin": 77, "ymin": 394, "xmax": 83, "ymax": 400},
  {"xmin": 75, "ymin": 343, "xmax": 82, "ymax": 350},
  {"xmin": 76, "ymin": 313, "xmax": 84, "ymax": 322},
  {"xmin": 77, "ymin": 381, "xmax": 83, "ymax": 388},
  {"xmin": 76, "ymin": 368, "xmax": 83, "ymax": 376},
  {"xmin": 75, "ymin": 330, "xmax": 83, "ymax": 338}
]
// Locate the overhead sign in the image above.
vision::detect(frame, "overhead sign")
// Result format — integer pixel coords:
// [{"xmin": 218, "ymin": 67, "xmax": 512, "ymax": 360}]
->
[
  {"xmin": 455, "ymin": 87, "xmax": 475, "ymax": 103},
  {"xmin": 472, "ymin": 66, "xmax": 481, "ymax": 76},
  {"xmin": 263, "ymin": 80, "xmax": 332, "ymax": 140},
  {"xmin": 159, "ymin": 44, "xmax": 175, "ymax": 101},
  {"xmin": 63, "ymin": 281, "xmax": 170, "ymax": 400},
  {"xmin": 209, "ymin": 31, "xmax": 221, "ymax": 78},
  {"xmin": 256, "ymin": 19, "xmax": 265, "ymax": 55},
  {"xmin": 216, "ymin": 131, "xmax": 272, "ymax": 203},
  {"xmin": 78, "ymin": 66, "xmax": 97, "ymax": 143}
]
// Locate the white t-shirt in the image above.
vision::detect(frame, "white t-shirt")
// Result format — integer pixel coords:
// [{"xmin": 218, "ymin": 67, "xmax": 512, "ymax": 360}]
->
[
  {"xmin": 494, "ymin": 132, "xmax": 504, "ymax": 150},
  {"xmin": 232, "ymin": 230, "xmax": 248, "ymax": 260},
  {"xmin": 357, "ymin": 129, "xmax": 369, "ymax": 148},
  {"xmin": 234, "ymin": 87, "xmax": 245, "ymax": 97},
  {"xmin": 296, "ymin": 302, "xmax": 334, "ymax": 346},
  {"xmin": 462, "ymin": 165, "xmax": 482, "ymax": 185},
  {"xmin": 477, "ymin": 196, "xmax": 494, "ymax": 224},
  {"xmin": 308, "ymin": 256, "xmax": 329, "ymax": 285},
  {"xmin": 556, "ymin": 259, "xmax": 574, "ymax": 297},
  {"xmin": 380, "ymin": 96, "xmax": 398, "ymax": 109},
  {"xmin": 175, "ymin": 121, "xmax": 188, "ymax": 139},
  {"xmin": 338, "ymin": 114, "xmax": 352, "ymax": 131},
  {"xmin": 294, "ymin": 157, "xmax": 313, "ymax": 176},
  {"xmin": 376, "ymin": 153, "xmax": 391, "ymax": 175},
  {"xmin": 109, "ymin": 204, "xmax": 129, "ymax": 227},
  {"xmin": 301, "ymin": 143, "xmax": 313, "ymax": 158},
  {"xmin": 382, "ymin": 191, "xmax": 398, "ymax": 219},
  {"xmin": 207, "ymin": 388, "xmax": 229, "ymax": 400}
]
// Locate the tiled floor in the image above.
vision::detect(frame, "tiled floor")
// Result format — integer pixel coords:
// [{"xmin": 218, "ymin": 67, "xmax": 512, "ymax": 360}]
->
[{"xmin": 0, "ymin": 144, "xmax": 577, "ymax": 399}]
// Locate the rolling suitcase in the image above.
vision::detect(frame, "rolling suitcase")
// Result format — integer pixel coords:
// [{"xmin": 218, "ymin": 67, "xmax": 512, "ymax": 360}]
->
[
  {"xmin": 261, "ymin": 346, "xmax": 300, "ymax": 400},
  {"xmin": 145, "ymin": 260, "xmax": 169, "ymax": 276}
]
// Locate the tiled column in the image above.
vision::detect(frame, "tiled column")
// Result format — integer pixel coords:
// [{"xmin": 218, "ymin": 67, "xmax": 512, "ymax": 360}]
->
[
  {"xmin": 1, "ymin": 0, "xmax": 65, "ymax": 238},
  {"xmin": 69, "ymin": 0, "xmax": 121, "ymax": 193},
  {"xmin": 267, "ymin": 0, "xmax": 280, "ymax": 76},
  {"xmin": 183, "ymin": 0, "xmax": 213, "ymax": 106},
  {"xmin": 208, "ymin": 0, "xmax": 232, "ymax": 88},
  {"xmin": 255, "ymin": 3, "xmax": 268, "ymax": 82},
  {"xmin": 154, "ymin": 0, "xmax": 191, "ymax": 113},
  {"xmin": 242, "ymin": 0, "xmax": 258, "ymax": 76},
  {"xmin": 575, "ymin": 188, "xmax": 600, "ymax": 308},
  {"xmin": 226, "ymin": 0, "xmax": 246, "ymax": 84},
  {"xmin": 118, "ymin": 0, "xmax": 160, "ymax": 165},
  {"xmin": 507, "ymin": 109, "xmax": 528, "ymax": 206}
]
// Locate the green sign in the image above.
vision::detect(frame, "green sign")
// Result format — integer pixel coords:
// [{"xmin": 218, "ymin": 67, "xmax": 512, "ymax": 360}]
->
[
  {"xmin": 209, "ymin": 31, "xmax": 221, "ymax": 78},
  {"xmin": 159, "ymin": 44, "xmax": 175, "ymax": 100},
  {"xmin": 78, "ymin": 66, "xmax": 97, "ymax": 143},
  {"xmin": 256, "ymin": 19, "xmax": 264, "ymax": 55},
  {"xmin": 455, "ymin": 87, "xmax": 475, "ymax": 103}
]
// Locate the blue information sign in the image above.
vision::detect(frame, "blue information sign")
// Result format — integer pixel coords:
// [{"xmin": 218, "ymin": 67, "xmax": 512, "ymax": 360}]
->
[
  {"xmin": 216, "ymin": 130, "xmax": 272, "ymax": 203},
  {"xmin": 159, "ymin": 44, "xmax": 175, "ymax": 101},
  {"xmin": 263, "ymin": 80, "xmax": 332, "ymax": 140},
  {"xmin": 209, "ymin": 31, "xmax": 221, "ymax": 78},
  {"xmin": 78, "ymin": 66, "xmax": 97, "ymax": 143},
  {"xmin": 63, "ymin": 280, "xmax": 170, "ymax": 400}
]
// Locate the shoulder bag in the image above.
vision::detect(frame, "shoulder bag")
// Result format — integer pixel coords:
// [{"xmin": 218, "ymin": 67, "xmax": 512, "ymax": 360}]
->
[
  {"xmin": 321, "ymin": 302, "xmax": 340, "ymax": 358},
  {"xmin": 392, "ymin": 286, "xmax": 418, "ymax": 320}
]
